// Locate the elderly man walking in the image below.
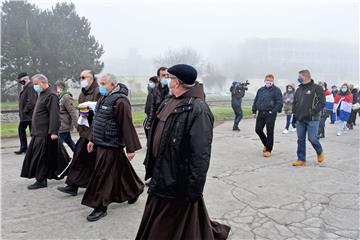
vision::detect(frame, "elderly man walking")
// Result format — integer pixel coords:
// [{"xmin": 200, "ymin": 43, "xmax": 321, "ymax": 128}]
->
[
  {"xmin": 20, "ymin": 74, "xmax": 70, "ymax": 189},
  {"xmin": 136, "ymin": 64, "xmax": 230, "ymax": 240},
  {"xmin": 57, "ymin": 70, "xmax": 100, "ymax": 196},
  {"xmin": 81, "ymin": 73, "xmax": 144, "ymax": 222}
]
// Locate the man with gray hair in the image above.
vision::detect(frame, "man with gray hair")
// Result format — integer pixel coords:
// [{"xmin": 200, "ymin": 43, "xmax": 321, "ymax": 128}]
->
[
  {"xmin": 81, "ymin": 73, "xmax": 144, "ymax": 221},
  {"xmin": 21, "ymin": 74, "xmax": 70, "ymax": 189}
]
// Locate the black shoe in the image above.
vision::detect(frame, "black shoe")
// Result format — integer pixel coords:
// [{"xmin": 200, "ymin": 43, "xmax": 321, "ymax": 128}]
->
[
  {"xmin": 128, "ymin": 194, "xmax": 140, "ymax": 204},
  {"xmin": 27, "ymin": 180, "xmax": 47, "ymax": 190},
  {"xmin": 87, "ymin": 208, "xmax": 107, "ymax": 222},
  {"xmin": 232, "ymin": 125, "xmax": 240, "ymax": 131},
  {"xmin": 14, "ymin": 150, "xmax": 26, "ymax": 155},
  {"xmin": 57, "ymin": 185, "xmax": 78, "ymax": 196}
]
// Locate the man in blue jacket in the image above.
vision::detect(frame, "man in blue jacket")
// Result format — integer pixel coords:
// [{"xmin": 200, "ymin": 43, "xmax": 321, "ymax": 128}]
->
[{"xmin": 252, "ymin": 74, "xmax": 283, "ymax": 157}]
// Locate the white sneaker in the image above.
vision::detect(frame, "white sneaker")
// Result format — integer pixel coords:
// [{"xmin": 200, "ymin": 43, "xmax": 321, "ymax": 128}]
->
[
  {"xmin": 336, "ymin": 132, "xmax": 341, "ymax": 136},
  {"xmin": 291, "ymin": 128, "xmax": 297, "ymax": 132},
  {"xmin": 282, "ymin": 129, "xmax": 289, "ymax": 134}
]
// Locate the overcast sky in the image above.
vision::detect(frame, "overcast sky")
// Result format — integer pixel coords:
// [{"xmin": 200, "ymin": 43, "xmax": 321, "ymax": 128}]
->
[{"xmin": 30, "ymin": 0, "xmax": 359, "ymax": 61}]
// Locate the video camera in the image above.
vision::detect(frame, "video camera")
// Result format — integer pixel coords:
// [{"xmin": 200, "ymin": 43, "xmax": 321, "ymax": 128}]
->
[{"xmin": 233, "ymin": 80, "xmax": 250, "ymax": 91}]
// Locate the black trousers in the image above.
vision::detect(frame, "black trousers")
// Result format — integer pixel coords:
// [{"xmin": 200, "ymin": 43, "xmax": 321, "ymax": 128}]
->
[
  {"xmin": 255, "ymin": 112, "xmax": 277, "ymax": 152},
  {"xmin": 18, "ymin": 121, "xmax": 31, "ymax": 151}
]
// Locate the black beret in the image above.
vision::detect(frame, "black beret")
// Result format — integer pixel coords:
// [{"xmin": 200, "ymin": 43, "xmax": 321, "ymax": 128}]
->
[
  {"xmin": 17, "ymin": 72, "xmax": 28, "ymax": 79},
  {"xmin": 168, "ymin": 64, "xmax": 197, "ymax": 85}
]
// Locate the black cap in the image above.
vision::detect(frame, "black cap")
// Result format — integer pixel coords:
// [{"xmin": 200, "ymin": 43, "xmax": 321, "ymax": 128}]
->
[
  {"xmin": 17, "ymin": 72, "xmax": 28, "ymax": 79},
  {"xmin": 167, "ymin": 64, "xmax": 197, "ymax": 85}
]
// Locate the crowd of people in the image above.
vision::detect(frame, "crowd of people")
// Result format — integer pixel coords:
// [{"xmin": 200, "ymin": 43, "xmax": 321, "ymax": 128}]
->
[
  {"xmin": 15, "ymin": 65, "xmax": 231, "ymax": 240},
  {"xmin": 12, "ymin": 65, "xmax": 359, "ymax": 239},
  {"xmin": 230, "ymin": 70, "xmax": 359, "ymax": 166}
]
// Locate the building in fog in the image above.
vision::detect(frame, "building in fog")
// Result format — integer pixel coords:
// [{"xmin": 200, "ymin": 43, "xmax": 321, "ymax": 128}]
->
[{"xmin": 238, "ymin": 38, "xmax": 358, "ymax": 85}]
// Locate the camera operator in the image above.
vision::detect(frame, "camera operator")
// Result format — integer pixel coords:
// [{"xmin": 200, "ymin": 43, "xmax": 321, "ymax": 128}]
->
[{"xmin": 230, "ymin": 80, "xmax": 248, "ymax": 131}]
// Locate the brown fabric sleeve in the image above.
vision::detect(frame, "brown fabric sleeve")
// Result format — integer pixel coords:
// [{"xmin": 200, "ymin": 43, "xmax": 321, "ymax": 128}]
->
[{"xmin": 114, "ymin": 98, "xmax": 141, "ymax": 153}]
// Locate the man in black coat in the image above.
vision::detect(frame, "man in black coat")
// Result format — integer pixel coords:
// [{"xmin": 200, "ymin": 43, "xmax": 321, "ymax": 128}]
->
[
  {"xmin": 15, "ymin": 72, "xmax": 37, "ymax": 155},
  {"xmin": 136, "ymin": 64, "xmax": 230, "ymax": 240},
  {"xmin": 252, "ymin": 74, "xmax": 283, "ymax": 158}
]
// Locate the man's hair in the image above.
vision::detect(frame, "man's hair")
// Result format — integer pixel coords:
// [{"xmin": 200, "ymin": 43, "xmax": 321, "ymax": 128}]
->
[
  {"xmin": 157, "ymin": 67, "xmax": 167, "ymax": 77},
  {"xmin": 32, "ymin": 74, "xmax": 48, "ymax": 83},
  {"xmin": 81, "ymin": 69, "xmax": 95, "ymax": 80},
  {"xmin": 103, "ymin": 73, "xmax": 117, "ymax": 85},
  {"xmin": 265, "ymin": 74, "xmax": 274, "ymax": 80},
  {"xmin": 299, "ymin": 69, "xmax": 311, "ymax": 78},
  {"xmin": 55, "ymin": 80, "xmax": 66, "ymax": 89}
]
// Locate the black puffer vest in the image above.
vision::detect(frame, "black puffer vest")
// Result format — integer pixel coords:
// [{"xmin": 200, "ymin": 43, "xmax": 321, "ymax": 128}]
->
[{"xmin": 93, "ymin": 85, "xmax": 128, "ymax": 148}]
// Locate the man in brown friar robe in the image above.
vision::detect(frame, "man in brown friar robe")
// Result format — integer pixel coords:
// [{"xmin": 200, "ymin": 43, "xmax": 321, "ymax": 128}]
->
[
  {"xmin": 136, "ymin": 64, "xmax": 230, "ymax": 240},
  {"xmin": 57, "ymin": 70, "xmax": 100, "ymax": 196},
  {"xmin": 81, "ymin": 73, "xmax": 144, "ymax": 221},
  {"xmin": 21, "ymin": 74, "xmax": 70, "ymax": 189}
]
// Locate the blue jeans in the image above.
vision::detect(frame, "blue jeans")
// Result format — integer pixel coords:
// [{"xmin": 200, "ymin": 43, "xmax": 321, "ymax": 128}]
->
[
  {"xmin": 60, "ymin": 132, "xmax": 76, "ymax": 152},
  {"xmin": 297, "ymin": 120, "xmax": 323, "ymax": 161}
]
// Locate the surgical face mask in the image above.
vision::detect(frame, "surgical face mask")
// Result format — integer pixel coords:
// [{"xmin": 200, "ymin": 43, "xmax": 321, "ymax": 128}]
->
[
  {"xmin": 80, "ymin": 79, "xmax": 88, "ymax": 89},
  {"xmin": 99, "ymin": 85, "xmax": 108, "ymax": 96},
  {"xmin": 160, "ymin": 78, "xmax": 171, "ymax": 86},
  {"xmin": 341, "ymin": 87, "xmax": 348, "ymax": 93},
  {"xmin": 287, "ymin": 88, "xmax": 293, "ymax": 92},
  {"xmin": 148, "ymin": 82, "xmax": 155, "ymax": 89},
  {"xmin": 33, "ymin": 84, "xmax": 41, "ymax": 93},
  {"xmin": 265, "ymin": 80, "xmax": 273, "ymax": 88},
  {"xmin": 332, "ymin": 88, "xmax": 337, "ymax": 92},
  {"xmin": 297, "ymin": 77, "xmax": 304, "ymax": 84}
]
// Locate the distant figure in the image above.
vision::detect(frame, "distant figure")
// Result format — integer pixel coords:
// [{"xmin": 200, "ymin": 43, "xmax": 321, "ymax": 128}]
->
[
  {"xmin": 137, "ymin": 64, "xmax": 230, "ymax": 240},
  {"xmin": 318, "ymin": 81, "xmax": 334, "ymax": 138},
  {"xmin": 82, "ymin": 74, "xmax": 143, "ymax": 222},
  {"xmin": 330, "ymin": 85, "xmax": 338, "ymax": 123},
  {"xmin": 144, "ymin": 67, "xmax": 169, "ymax": 132},
  {"xmin": 347, "ymin": 87, "xmax": 359, "ymax": 129},
  {"xmin": 334, "ymin": 83, "xmax": 353, "ymax": 136},
  {"xmin": 55, "ymin": 80, "xmax": 78, "ymax": 152},
  {"xmin": 57, "ymin": 70, "xmax": 100, "ymax": 196},
  {"xmin": 15, "ymin": 72, "xmax": 37, "ymax": 155},
  {"xmin": 20, "ymin": 74, "xmax": 70, "ymax": 189},
  {"xmin": 252, "ymin": 74, "xmax": 283, "ymax": 158},
  {"xmin": 144, "ymin": 76, "xmax": 158, "ymax": 138},
  {"xmin": 282, "ymin": 84, "xmax": 296, "ymax": 134},
  {"xmin": 230, "ymin": 81, "xmax": 246, "ymax": 131},
  {"xmin": 292, "ymin": 70, "xmax": 325, "ymax": 167}
]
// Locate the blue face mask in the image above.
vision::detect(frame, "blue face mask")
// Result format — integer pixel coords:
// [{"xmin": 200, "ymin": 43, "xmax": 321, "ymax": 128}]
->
[
  {"xmin": 33, "ymin": 84, "xmax": 41, "ymax": 93},
  {"xmin": 341, "ymin": 87, "xmax": 348, "ymax": 93},
  {"xmin": 297, "ymin": 77, "xmax": 304, "ymax": 84},
  {"xmin": 161, "ymin": 78, "xmax": 171, "ymax": 86},
  {"xmin": 99, "ymin": 86, "xmax": 108, "ymax": 96}
]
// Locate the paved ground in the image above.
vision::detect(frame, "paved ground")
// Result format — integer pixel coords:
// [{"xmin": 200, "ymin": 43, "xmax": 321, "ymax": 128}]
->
[{"xmin": 1, "ymin": 116, "xmax": 359, "ymax": 240}]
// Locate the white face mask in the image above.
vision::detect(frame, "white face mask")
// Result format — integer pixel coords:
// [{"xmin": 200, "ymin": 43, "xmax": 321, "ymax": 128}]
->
[
  {"xmin": 80, "ymin": 79, "xmax": 88, "ymax": 89},
  {"xmin": 148, "ymin": 82, "xmax": 155, "ymax": 89},
  {"xmin": 265, "ymin": 80, "xmax": 273, "ymax": 88}
]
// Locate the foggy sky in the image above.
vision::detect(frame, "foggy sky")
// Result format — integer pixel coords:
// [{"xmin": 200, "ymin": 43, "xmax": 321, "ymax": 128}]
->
[{"xmin": 30, "ymin": 0, "xmax": 358, "ymax": 71}]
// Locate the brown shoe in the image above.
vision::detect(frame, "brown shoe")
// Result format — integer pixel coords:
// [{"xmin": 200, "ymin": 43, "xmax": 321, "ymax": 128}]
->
[
  {"xmin": 292, "ymin": 160, "xmax": 306, "ymax": 167},
  {"xmin": 317, "ymin": 152, "xmax": 325, "ymax": 163},
  {"xmin": 263, "ymin": 151, "xmax": 272, "ymax": 157}
]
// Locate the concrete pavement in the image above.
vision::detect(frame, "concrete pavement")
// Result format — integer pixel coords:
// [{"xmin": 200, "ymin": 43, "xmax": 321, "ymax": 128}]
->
[{"xmin": 1, "ymin": 116, "xmax": 359, "ymax": 240}]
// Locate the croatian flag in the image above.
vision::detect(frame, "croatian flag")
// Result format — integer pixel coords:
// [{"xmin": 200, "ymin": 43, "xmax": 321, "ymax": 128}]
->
[
  {"xmin": 324, "ymin": 89, "xmax": 334, "ymax": 111},
  {"xmin": 334, "ymin": 94, "xmax": 353, "ymax": 121}
]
